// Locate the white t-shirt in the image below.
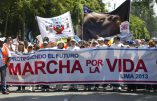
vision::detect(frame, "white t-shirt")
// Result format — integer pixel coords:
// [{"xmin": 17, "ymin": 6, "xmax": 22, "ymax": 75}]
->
[
  {"xmin": 111, "ymin": 43, "xmax": 124, "ymax": 48},
  {"xmin": 97, "ymin": 44, "xmax": 108, "ymax": 48},
  {"xmin": 67, "ymin": 46, "xmax": 80, "ymax": 51},
  {"xmin": 138, "ymin": 45, "xmax": 148, "ymax": 49}
]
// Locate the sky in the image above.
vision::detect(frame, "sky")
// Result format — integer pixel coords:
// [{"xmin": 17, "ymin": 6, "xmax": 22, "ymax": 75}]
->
[
  {"xmin": 102, "ymin": 0, "xmax": 157, "ymax": 16},
  {"xmin": 102, "ymin": 0, "xmax": 127, "ymax": 11},
  {"xmin": 154, "ymin": 3, "xmax": 157, "ymax": 16}
]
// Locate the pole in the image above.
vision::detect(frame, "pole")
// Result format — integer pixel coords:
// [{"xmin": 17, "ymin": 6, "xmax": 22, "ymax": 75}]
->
[
  {"xmin": 82, "ymin": 1, "xmax": 86, "ymax": 41},
  {"xmin": 4, "ymin": 12, "xmax": 9, "ymax": 36},
  {"xmin": 82, "ymin": 4, "xmax": 84, "ymax": 41},
  {"xmin": 129, "ymin": 0, "xmax": 131, "ymax": 22}
]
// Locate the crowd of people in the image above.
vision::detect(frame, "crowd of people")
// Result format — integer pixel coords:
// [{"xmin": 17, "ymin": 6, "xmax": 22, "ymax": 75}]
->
[
  {"xmin": 2, "ymin": 35, "xmax": 156, "ymax": 54},
  {"xmin": 0, "ymin": 34, "xmax": 157, "ymax": 94}
]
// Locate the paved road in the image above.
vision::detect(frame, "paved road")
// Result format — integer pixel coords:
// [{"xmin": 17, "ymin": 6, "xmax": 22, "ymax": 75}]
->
[
  {"xmin": 0, "ymin": 85, "xmax": 157, "ymax": 101},
  {"xmin": 0, "ymin": 91, "xmax": 157, "ymax": 101}
]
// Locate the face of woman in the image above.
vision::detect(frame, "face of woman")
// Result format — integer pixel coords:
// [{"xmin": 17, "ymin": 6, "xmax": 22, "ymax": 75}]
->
[
  {"xmin": 58, "ymin": 43, "xmax": 64, "ymax": 49},
  {"xmin": 82, "ymin": 12, "xmax": 121, "ymax": 40},
  {"xmin": 7, "ymin": 38, "xmax": 13, "ymax": 44},
  {"xmin": 18, "ymin": 44, "xmax": 24, "ymax": 52}
]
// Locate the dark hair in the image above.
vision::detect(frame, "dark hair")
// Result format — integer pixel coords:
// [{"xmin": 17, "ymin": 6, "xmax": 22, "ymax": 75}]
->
[
  {"xmin": 43, "ymin": 37, "xmax": 49, "ymax": 42},
  {"xmin": 33, "ymin": 44, "xmax": 40, "ymax": 51},
  {"xmin": 114, "ymin": 36, "xmax": 120, "ymax": 41},
  {"xmin": 80, "ymin": 45, "xmax": 85, "ymax": 48},
  {"xmin": 18, "ymin": 43, "xmax": 24, "ymax": 52},
  {"xmin": 67, "ymin": 37, "xmax": 71, "ymax": 42},
  {"xmin": 24, "ymin": 40, "xmax": 28, "ymax": 49},
  {"xmin": 7, "ymin": 36, "xmax": 13, "ymax": 41}
]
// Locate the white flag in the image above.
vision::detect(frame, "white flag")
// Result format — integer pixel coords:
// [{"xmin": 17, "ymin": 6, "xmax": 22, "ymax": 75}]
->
[{"xmin": 36, "ymin": 12, "xmax": 74, "ymax": 40}]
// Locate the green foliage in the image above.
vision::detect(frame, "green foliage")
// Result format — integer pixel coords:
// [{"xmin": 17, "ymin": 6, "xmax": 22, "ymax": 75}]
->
[
  {"xmin": 0, "ymin": 0, "xmax": 106, "ymax": 38},
  {"xmin": 130, "ymin": 15, "xmax": 150, "ymax": 39},
  {"xmin": 132, "ymin": 0, "xmax": 157, "ymax": 37},
  {"xmin": 1, "ymin": 0, "xmax": 155, "ymax": 39}
]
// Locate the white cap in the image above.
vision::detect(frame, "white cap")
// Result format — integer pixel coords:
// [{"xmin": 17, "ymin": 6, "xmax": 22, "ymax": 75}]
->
[
  {"xmin": 28, "ymin": 43, "xmax": 33, "ymax": 47},
  {"xmin": 152, "ymin": 37, "xmax": 157, "ymax": 42},
  {"xmin": 43, "ymin": 41, "xmax": 48, "ymax": 44},
  {"xmin": 97, "ymin": 37, "xmax": 104, "ymax": 41},
  {"xmin": 0, "ymin": 37, "xmax": 6, "ymax": 42},
  {"xmin": 70, "ymin": 39, "xmax": 76, "ymax": 42}
]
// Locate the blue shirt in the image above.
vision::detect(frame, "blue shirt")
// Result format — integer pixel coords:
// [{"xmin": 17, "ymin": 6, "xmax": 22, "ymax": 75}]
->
[{"xmin": 0, "ymin": 48, "xmax": 5, "ymax": 67}]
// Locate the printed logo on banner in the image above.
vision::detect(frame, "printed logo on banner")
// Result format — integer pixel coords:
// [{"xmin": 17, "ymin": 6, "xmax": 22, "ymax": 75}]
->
[
  {"xmin": 36, "ymin": 12, "xmax": 74, "ymax": 40},
  {"xmin": 45, "ymin": 17, "xmax": 71, "ymax": 35}
]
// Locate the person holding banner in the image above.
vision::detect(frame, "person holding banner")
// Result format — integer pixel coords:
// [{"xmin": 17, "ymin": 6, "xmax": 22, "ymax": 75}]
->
[
  {"xmin": 67, "ymin": 39, "xmax": 80, "ymax": 90},
  {"xmin": 97, "ymin": 37, "xmax": 108, "ymax": 48},
  {"xmin": 67, "ymin": 39, "xmax": 80, "ymax": 51},
  {"xmin": 16, "ymin": 42, "xmax": 26, "ymax": 92},
  {"xmin": 41, "ymin": 37, "xmax": 50, "ymax": 91},
  {"xmin": 0, "ymin": 37, "xmax": 9, "ymax": 94},
  {"xmin": 40, "ymin": 37, "xmax": 49, "ymax": 49},
  {"xmin": 90, "ymin": 40, "xmax": 98, "ymax": 48},
  {"xmin": 111, "ymin": 36, "xmax": 124, "ymax": 48},
  {"xmin": 110, "ymin": 36, "xmax": 123, "ymax": 91},
  {"xmin": 55, "ymin": 41, "xmax": 65, "ymax": 49}
]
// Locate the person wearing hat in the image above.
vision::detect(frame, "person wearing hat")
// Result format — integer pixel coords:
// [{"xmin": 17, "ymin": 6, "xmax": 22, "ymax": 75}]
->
[
  {"xmin": 27, "ymin": 43, "xmax": 34, "ymax": 53},
  {"xmin": 67, "ymin": 38, "xmax": 80, "ymax": 90},
  {"xmin": 40, "ymin": 38, "xmax": 50, "ymax": 91},
  {"xmin": 67, "ymin": 39, "xmax": 80, "ymax": 51},
  {"xmin": 40, "ymin": 37, "xmax": 49, "ymax": 49},
  {"xmin": 57, "ymin": 41, "xmax": 65, "ymax": 49},
  {"xmin": 97, "ymin": 37, "xmax": 107, "ymax": 48},
  {"xmin": 104, "ymin": 38, "xmax": 110, "ymax": 46},
  {"xmin": 0, "ymin": 37, "xmax": 9, "ymax": 94},
  {"xmin": 43, "ymin": 38, "xmax": 49, "ymax": 48},
  {"xmin": 90, "ymin": 39, "xmax": 98, "ymax": 48}
]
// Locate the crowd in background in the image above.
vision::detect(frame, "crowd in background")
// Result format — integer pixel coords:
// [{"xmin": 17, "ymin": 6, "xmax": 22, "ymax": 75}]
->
[
  {"xmin": 0, "ymin": 34, "xmax": 157, "ymax": 93},
  {"xmin": 3, "ymin": 34, "xmax": 157, "ymax": 54}
]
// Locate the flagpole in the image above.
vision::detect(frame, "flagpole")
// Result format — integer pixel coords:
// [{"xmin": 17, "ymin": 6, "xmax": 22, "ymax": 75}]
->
[
  {"xmin": 129, "ymin": 0, "xmax": 131, "ymax": 38},
  {"xmin": 82, "ymin": 4, "xmax": 84, "ymax": 41},
  {"xmin": 129, "ymin": 0, "xmax": 131, "ymax": 22}
]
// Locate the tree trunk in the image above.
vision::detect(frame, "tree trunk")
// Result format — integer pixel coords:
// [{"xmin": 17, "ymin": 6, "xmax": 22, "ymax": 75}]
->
[{"xmin": 4, "ymin": 12, "xmax": 9, "ymax": 36}]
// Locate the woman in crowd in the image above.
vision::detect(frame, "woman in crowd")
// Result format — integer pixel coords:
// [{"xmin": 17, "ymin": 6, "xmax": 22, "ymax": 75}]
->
[{"xmin": 16, "ymin": 42, "xmax": 26, "ymax": 92}]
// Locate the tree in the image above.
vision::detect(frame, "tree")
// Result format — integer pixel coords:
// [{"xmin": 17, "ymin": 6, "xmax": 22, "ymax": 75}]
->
[
  {"xmin": 132, "ymin": 0, "xmax": 157, "ymax": 37},
  {"xmin": 0, "ymin": 0, "xmax": 106, "ymax": 38},
  {"xmin": 130, "ymin": 15, "xmax": 150, "ymax": 39}
]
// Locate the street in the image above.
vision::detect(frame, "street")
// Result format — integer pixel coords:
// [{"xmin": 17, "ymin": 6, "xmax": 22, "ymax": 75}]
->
[{"xmin": 0, "ymin": 90, "xmax": 157, "ymax": 101}]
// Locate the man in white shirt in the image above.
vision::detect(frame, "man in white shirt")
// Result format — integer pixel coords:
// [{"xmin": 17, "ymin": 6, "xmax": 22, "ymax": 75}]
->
[
  {"xmin": 111, "ymin": 36, "xmax": 124, "ymax": 48},
  {"xmin": 97, "ymin": 37, "xmax": 107, "ymax": 48},
  {"xmin": 67, "ymin": 39, "xmax": 80, "ymax": 90},
  {"xmin": 67, "ymin": 39, "xmax": 80, "ymax": 51},
  {"xmin": 110, "ymin": 36, "xmax": 123, "ymax": 91}
]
